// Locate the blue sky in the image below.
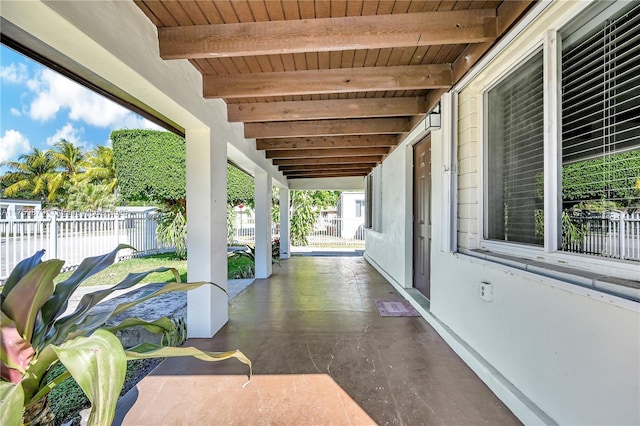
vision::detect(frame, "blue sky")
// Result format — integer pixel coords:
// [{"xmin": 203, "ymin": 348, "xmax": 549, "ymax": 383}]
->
[{"xmin": 0, "ymin": 44, "xmax": 161, "ymax": 168}]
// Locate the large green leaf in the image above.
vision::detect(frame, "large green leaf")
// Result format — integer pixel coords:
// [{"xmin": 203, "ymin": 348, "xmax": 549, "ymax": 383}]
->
[
  {"xmin": 60, "ymin": 281, "xmax": 224, "ymax": 344},
  {"xmin": 110, "ymin": 281, "xmax": 224, "ymax": 318},
  {"xmin": 103, "ymin": 317, "xmax": 175, "ymax": 335},
  {"xmin": 39, "ymin": 245, "xmax": 133, "ymax": 330},
  {"xmin": 0, "ymin": 381, "xmax": 24, "ymax": 426},
  {"xmin": 52, "ymin": 329, "xmax": 126, "ymax": 426},
  {"xmin": 1, "ymin": 260, "xmax": 63, "ymax": 341},
  {"xmin": 0, "ymin": 249, "xmax": 45, "ymax": 300},
  {"xmin": 19, "ymin": 346, "xmax": 59, "ymax": 403},
  {"xmin": 49, "ymin": 267, "xmax": 181, "ymax": 345},
  {"xmin": 125, "ymin": 343, "xmax": 252, "ymax": 378}
]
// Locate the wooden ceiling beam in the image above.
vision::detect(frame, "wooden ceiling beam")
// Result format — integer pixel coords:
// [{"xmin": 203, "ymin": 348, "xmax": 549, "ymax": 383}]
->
[
  {"xmin": 283, "ymin": 164, "xmax": 373, "ymax": 172},
  {"xmin": 256, "ymin": 135, "xmax": 397, "ymax": 151},
  {"xmin": 278, "ymin": 163, "xmax": 377, "ymax": 172},
  {"xmin": 283, "ymin": 168, "xmax": 372, "ymax": 176},
  {"xmin": 285, "ymin": 170, "xmax": 371, "ymax": 178},
  {"xmin": 228, "ymin": 97, "xmax": 426, "ymax": 122},
  {"xmin": 452, "ymin": 1, "xmax": 534, "ymax": 83},
  {"xmin": 288, "ymin": 172, "xmax": 368, "ymax": 179},
  {"xmin": 395, "ymin": 2, "xmax": 535, "ymax": 149},
  {"xmin": 272, "ymin": 156, "xmax": 383, "ymax": 166},
  {"xmin": 204, "ymin": 65, "xmax": 452, "ymax": 98},
  {"xmin": 266, "ymin": 147, "xmax": 389, "ymax": 159},
  {"xmin": 246, "ymin": 118, "xmax": 411, "ymax": 139},
  {"xmin": 159, "ymin": 9, "xmax": 497, "ymax": 59}
]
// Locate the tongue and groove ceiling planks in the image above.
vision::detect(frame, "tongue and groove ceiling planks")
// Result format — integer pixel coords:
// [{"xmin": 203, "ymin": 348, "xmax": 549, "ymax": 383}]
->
[{"xmin": 135, "ymin": 0, "xmax": 534, "ymax": 180}]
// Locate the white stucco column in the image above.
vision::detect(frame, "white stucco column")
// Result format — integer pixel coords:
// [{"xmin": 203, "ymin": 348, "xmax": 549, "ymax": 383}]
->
[
  {"xmin": 185, "ymin": 128, "xmax": 228, "ymax": 338},
  {"xmin": 279, "ymin": 188, "xmax": 291, "ymax": 259},
  {"xmin": 254, "ymin": 171, "xmax": 272, "ymax": 278}
]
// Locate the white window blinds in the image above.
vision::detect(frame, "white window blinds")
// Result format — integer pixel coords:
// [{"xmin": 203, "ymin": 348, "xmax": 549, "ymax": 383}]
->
[
  {"xmin": 486, "ymin": 51, "xmax": 545, "ymax": 245},
  {"xmin": 561, "ymin": 3, "xmax": 640, "ymax": 211}
]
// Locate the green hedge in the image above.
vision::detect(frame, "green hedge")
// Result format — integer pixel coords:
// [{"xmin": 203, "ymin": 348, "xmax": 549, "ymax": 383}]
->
[
  {"xmin": 112, "ymin": 130, "xmax": 255, "ymax": 206},
  {"xmin": 227, "ymin": 164, "xmax": 254, "ymax": 206},
  {"xmin": 112, "ymin": 130, "xmax": 186, "ymax": 203},
  {"xmin": 563, "ymin": 150, "xmax": 640, "ymax": 206}
]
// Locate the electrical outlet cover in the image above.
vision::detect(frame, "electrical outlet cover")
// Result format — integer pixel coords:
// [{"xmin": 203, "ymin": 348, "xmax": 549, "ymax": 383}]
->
[{"xmin": 480, "ymin": 282, "xmax": 493, "ymax": 302}]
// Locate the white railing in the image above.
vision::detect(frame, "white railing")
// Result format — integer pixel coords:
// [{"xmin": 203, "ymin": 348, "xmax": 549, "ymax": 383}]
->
[
  {"xmin": 622, "ymin": 213, "xmax": 640, "ymax": 261},
  {"xmin": 564, "ymin": 212, "xmax": 640, "ymax": 261},
  {"xmin": 232, "ymin": 216, "xmax": 365, "ymax": 248},
  {"xmin": 232, "ymin": 215, "xmax": 256, "ymax": 245},
  {"xmin": 307, "ymin": 217, "xmax": 365, "ymax": 248},
  {"xmin": 0, "ymin": 210, "xmax": 172, "ymax": 282}
]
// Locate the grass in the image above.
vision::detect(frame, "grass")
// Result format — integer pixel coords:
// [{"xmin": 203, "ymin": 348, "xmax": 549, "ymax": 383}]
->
[
  {"xmin": 48, "ymin": 358, "xmax": 162, "ymax": 425},
  {"xmin": 54, "ymin": 251, "xmax": 255, "ymax": 287},
  {"xmin": 55, "ymin": 253, "xmax": 188, "ymax": 286},
  {"xmin": 227, "ymin": 255, "xmax": 254, "ymax": 279}
]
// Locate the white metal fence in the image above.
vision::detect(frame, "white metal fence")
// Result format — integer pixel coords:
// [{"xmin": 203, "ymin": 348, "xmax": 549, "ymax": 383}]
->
[
  {"xmin": 231, "ymin": 216, "xmax": 365, "ymax": 248},
  {"xmin": 232, "ymin": 214, "xmax": 257, "ymax": 245},
  {"xmin": 308, "ymin": 217, "xmax": 365, "ymax": 247},
  {"xmin": 8, "ymin": 209, "xmax": 632, "ymax": 282},
  {"xmin": 0, "ymin": 210, "xmax": 172, "ymax": 282},
  {"xmin": 564, "ymin": 212, "xmax": 640, "ymax": 261}
]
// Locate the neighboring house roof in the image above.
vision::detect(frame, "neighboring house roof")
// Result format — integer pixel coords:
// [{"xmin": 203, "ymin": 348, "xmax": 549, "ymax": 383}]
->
[
  {"xmin": 115, "ymin": 206, "xmax": 159, "ymax": 213},
  {"xmin": 0, "ymin": 198, "xmax": 42, "ymax": 207}
]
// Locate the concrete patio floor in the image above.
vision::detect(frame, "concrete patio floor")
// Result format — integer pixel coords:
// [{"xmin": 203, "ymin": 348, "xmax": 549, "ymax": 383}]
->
[{"xmin": 116, "ymin": 256, "xmax": 520, "ymax": 425}]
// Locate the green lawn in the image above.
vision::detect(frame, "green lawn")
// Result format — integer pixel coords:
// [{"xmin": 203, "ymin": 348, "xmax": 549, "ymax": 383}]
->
[{"xmin": 54, "ymin": 252, "xmax": 255, "ymax": 286}]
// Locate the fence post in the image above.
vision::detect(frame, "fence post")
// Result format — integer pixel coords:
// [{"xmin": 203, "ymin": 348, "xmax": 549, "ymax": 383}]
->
[
  {"xmin": 144, "ymin": 212, "xmax": 150, "ymax": 255},
  {"xmin": 114, "ymin": 212, "xmax": 120, "ymax": 263},
  {"xmin": 619, "ymin": 213, "xmax": 626, "ymax": 260},
  {"xmin": 48, "ymin": 211, "xmax": 58, "ymax": 260}
]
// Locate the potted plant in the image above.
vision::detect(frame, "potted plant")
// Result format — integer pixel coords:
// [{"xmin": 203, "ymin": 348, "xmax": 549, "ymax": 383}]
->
[{"xmin": 0, "ymin": 245, "xmax": 250, "ymax": 426}]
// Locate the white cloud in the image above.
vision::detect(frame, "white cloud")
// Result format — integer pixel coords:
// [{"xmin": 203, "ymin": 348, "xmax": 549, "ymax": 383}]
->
[
  {"xmin": 0, "ymin": 63, "xmax": 28, "ymax": 84},
  {"xmin": 46, "ymin": 123, "xmax": 86, "ymax": 147},
  {"xmin": 0, "ymin": 130, "xmax": 31, "ymax": 163},
  {"xmin": 27, "ymin": 69, "xmax": 165, "ymax": 131},
  {"xmin": 26, "ymin": 76, "xmax": 40, "ymax": 91},
  {"xmin": 10, "ymin": 108, "xmax": 22, "ymax": 117}
]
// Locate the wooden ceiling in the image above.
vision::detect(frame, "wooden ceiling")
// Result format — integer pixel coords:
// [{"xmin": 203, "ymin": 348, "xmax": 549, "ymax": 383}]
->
[{"xmin": 135, "ymin": 0, "xmax": 534, "ymax": 180}]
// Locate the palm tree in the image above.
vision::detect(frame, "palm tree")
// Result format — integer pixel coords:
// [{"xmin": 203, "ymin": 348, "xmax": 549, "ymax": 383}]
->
[
  {"xmin": 66, "ymin": 180, "xmax": 117, "ymax": 211},
  {"xmin": 48, "ymin": 139, "xmax": 87, "ymax": 203},
  {"xmin": 289, "ymin": 190, "xmax": 320, "ymax": 246},
  {"xmin": 1, "ymin": 148, "xmax": 57, "ymax": 202},
  {"xmin": 82, "ymin": 146, "xmax": 117, "ymax": 193}
]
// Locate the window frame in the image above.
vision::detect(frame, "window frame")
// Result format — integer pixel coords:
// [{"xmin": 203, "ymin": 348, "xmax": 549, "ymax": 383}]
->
[
  {"xmin": 372, "ymin": 164, "xmax": 383, "ymax": 232},
  {"xmin": 475, "ymin": 2, "xmax": 640, "ymax": 283},
  {"xmin": 355, "ymin": 199, "xmax": 365, "ymax": 218}
]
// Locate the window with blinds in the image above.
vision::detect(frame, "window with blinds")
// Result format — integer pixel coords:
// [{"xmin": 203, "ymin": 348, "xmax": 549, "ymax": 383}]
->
[
  {"xmin": 486, "ymin": 51, "xmax": 545, "ymax": 245},
  {"xmin": 364, "ymin": 173, "xmax": 373, "ymax": 229},
  {"xmin": 561, "ymin": 2, "xmax": 640, "ymax": 251}
]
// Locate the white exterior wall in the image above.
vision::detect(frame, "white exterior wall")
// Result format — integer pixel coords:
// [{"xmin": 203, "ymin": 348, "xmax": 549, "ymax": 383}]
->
[
  {"xmin": 365, "ymin": 1, "xmax": 640, "ymax": 424},
  {"xmin": 338, "ymin": 192, "xmax": 365, "ymax": 238},
  {"xmin": 365, "ymin": 144, "xmax": 412, "ymax": 289},
  {"xmin": 456, "ymin": 90, "xmax": 480, "ymax": 249},
  {"xmin": 0, "ymin": 199, "xmax": 42, "ymax": 217}
]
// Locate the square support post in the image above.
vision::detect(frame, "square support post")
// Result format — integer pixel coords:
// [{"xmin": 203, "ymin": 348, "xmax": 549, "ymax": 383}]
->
[
  {"xmin": 254, "ymin": 171, "xmax": 272, "ymax": 278},
  {"xmin": 279, "ymin": 188, "xmax": 291, "ymax": 259},
  {"xmin": 185, "ymin": 128, "xmax": 228, "ymax": 338}
]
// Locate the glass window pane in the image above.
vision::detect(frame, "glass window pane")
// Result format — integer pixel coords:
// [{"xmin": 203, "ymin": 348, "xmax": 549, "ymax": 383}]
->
[
  {"xmin": 486, "ymin": 51, "xmax": 544, "ymax": 245},
  {"xmin": 561, "ymin": 3, "xmax": 640, "ymax": 257}
]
